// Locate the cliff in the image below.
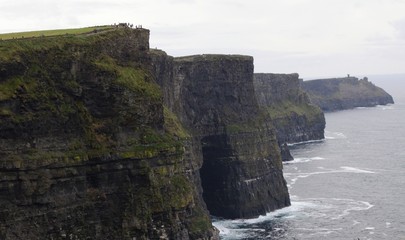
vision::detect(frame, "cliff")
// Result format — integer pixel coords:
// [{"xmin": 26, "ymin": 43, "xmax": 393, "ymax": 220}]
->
[
  {"xmin": 254, "ymin": 73, "xmax": 325, "ymax": 160},
  {"xmin": 0, "ymin": 28, "xmax": 217, "ymax": 240},
  {"xmin": 151, "ymin": 52, "xmax": 290, "ymax": 219},
  {"xmin": 302, "ymin": 76, "xmax": 394, "ymax": 111},
  {"xmin": 0, "ymin": 26, "xmax": 296, "ymax": 239}
]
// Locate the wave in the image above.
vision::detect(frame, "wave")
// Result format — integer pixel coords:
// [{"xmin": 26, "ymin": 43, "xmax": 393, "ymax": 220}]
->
[
  {"xmin": 331, "ymin": 198, "xmax": 374, "ymax": 219},
  {"xmin": 324, "ymin": 131, "xmax": 347, "ymax": 139},
  {"xmin": 285, "ymin": 166, "xmax": 376, "ymax": 180},
  {"xmin": 283, "ymin": 156, "xmax": 325, "ymax": 164},
  {"xmin": 212, "ymin": 200, "xmax": 319, "ymax": 239},
  {"xmin": 287, "ymin": 139, "xmax": 324, "ymax": 146},
  {"xmin": 213, "ymin": 197, "xmax": 374, "ymax": 239},
  {"xmin": 284, "ymin": 166, "xmax": 376, "ymax": 189},
  {"xmin": 354, "ymin": 104, "xmax": 395, "ymax": 111},
  {"xmin": 340, "ymin": 166, "xmax": 376, "ymax": 174},
  {"xmin": 376, "ymin": 104, "xmax": 395, "ymax": 110}
]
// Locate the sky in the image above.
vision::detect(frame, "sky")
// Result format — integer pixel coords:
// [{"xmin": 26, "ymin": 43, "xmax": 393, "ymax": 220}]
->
[{"xmin": 1, "ymin": 0, "xmax": 405, "ymax": 79}]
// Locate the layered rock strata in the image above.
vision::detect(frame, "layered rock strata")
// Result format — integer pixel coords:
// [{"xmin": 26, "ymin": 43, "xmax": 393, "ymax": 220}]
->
[
  {"xmin": 254, "ymin": 73, "xmax": 325, "ymax": 160},
  {"xmin": 0, "ymin": 26, "xmax": 298, "ymax": 240},
  {"xmin": 302, "ymin": 77, "xmax": 394, "ymax": 111},
  {"xmin": 151, "ymin": 53, "xmax": 291, "ymax": 219},
  {"xmin": 0, "ymin": 28, "xmax": 217, "ymax": 240}
]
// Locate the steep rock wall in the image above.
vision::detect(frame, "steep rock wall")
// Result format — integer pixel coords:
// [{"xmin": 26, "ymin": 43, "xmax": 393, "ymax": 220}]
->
[
  {"xmin": 302, "ymin": 77, "xmax": 394, "ymax": 111},
  {"xmin": 0, "ymin": 28, "xmax": 217, "ymax": 240},
  {"xmin": 151, "ymin": 54, "xmax": 290, "ymax": 219},
  {"xmin": 254, "ymin": 73, "xmax": 325, "ymax": 160}
]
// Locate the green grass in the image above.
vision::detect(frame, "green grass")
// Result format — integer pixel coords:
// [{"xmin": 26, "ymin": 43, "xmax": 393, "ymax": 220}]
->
[
  {"xmin": 163, "ymin": 107, "xmax": 190, "ymax": 139},
  {"xmin": 0, "ymin": 76, "xmax": 24, "ymax": 101},
  {"xmin": 266, "ymin": 100, "xmax": 323, "ymax": 123},
  {"xmin": 0, "ymin": 25, "xmax": 114, "ymax": 40},
  {"xmin": 95, "ymin": 56, "xmax": 162, "ymax": 101},
  {"xmin": 0, "ymin": 25, "xmax": 176, "ymax": 166},
  {"xmin": 0, "ymin": 26, "xmax": 115, "ymax": 62}
]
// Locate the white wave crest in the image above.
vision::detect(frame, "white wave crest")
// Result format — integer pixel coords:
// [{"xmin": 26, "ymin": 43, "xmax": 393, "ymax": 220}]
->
[
  {"xmin": 340, "ymin": 166, "xmax": 376, "ymax": 174},
  {"xmin": 283, "ymin": 157, "xmax": 325, "ymax": 164},
  {"xmin": 214, "ymin": 197, "xmax": 374, "ymax": 239},
  {"xmin": 284, "ymin": 166, "xmax": 376, "ymax": 189},
  {"xmin": 287, "ymin": 139, "xmax": 324, "ymax": 146},
  {"xmin": 325, "ymin": 131, "xmax": 346, "ymax": 139},
  {"xmin": 376, "ymin": 104, "xmax": 394, "ymax": 110}
]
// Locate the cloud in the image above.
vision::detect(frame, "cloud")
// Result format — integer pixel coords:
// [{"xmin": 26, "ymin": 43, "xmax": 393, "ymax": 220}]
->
[
  {"xmin": 393, "ymin": 18, "xmax": 405, "ymax": 40},
  {"xmin": 1, "ymin": 0, "xmax": 405, "ymax": 76}
]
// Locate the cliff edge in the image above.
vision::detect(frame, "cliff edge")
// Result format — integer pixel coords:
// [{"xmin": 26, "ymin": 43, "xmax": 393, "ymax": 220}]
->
[{"xmin": 302, "ymin": 76, "xmax": 394, "ymax": 111}]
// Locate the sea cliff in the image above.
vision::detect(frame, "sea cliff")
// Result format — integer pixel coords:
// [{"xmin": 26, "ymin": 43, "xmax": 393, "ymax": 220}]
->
[
  {"xmin": 0, "ymin": 26, "xmax": 328, "ymax": 239},
  {"xmin": 0, "ymin": 28, "xmax": 217, "ymax": 240},
  {"xmin": 302, "ymin": 76, "xmax": 394, "ymax": 111},
  {"xmin": 254, "ymin": 73, "xmax": 325, "ymax": 160},
  {"xmin": 151, "ymin": 52, "xmax": 291, "ymax": 219}
]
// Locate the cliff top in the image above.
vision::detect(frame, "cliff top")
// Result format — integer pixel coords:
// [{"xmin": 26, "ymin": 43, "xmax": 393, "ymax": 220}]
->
[
  {"xmin": 0, "ymin": 26, "xmax": 149, "ymax": 63},
  {"xmin": 0, "ymin": 25, "xmax": 114, "ymax": 40},
  {"xmin": 174, "ymin": 54, "xmax": 253, "ymax": 62},
  {"xmin": 305, "ymin": 76, "xmax": 361, "ymax": 84},
  {"xmin": 302, "ymin": 76, "xmax": 394, "ymax": 111},
  {"xmin": 0, "ymin": 23, "xmax": 145, "ymax": 41},
  {"xmin": 303, "ymin": 76, "xmax": 384, "ymax": 96},
  {"xmin": 255, "ymin": 73, "xmax": 299, "ymax": 78}
]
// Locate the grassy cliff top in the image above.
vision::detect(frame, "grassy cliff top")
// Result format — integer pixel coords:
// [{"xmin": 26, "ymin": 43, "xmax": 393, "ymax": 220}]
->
[
  {"xmin": 0, "ymin": 25, "xmax": 149, "ymax": 63},
  {"xmin": 0, "ymin": 25, "xmax": 115, "ymax": 40},
  {"xmin": 174, "ymin": 54, "xmax": 253, "ymax": 62},
  {"xmin": 303, "ymin": 76, "xmax": 388, "ymax": 97}
]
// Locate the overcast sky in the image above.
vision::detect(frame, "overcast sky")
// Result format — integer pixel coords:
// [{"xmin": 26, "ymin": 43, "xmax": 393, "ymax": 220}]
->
[{"xmin": 1, "ymin": 0, "xmax": 405, "ymax": 78}]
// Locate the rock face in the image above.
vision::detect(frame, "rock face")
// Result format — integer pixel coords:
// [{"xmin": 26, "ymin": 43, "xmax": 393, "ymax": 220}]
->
[
  {"xmin": 151, "ymin": 53, "xmax": 290, "ymax": 219},
  {"xmin": 0, "ymin": 28, "xmax": 217, "ymax": 240},
  {"xmin": 0, "ymin": 27, "xmax": 296, "ymax": 239},
  {"xmin": 301, "ymin": 77, "xmax": 394, "ymax": 111},
  {"xmin": 254, "ymin": 73, "xmax": 325, "ymax": 160}
]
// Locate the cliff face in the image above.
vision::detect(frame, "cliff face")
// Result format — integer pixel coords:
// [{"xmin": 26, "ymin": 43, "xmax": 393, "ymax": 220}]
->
[
  {"xmin": 302, "ymin": 77, "xmax": 395, "ymax": 111},
  {"xmin": 0, "ymin": 29, "xmax": 216, "ymax": 240},
  {"xmin": 151, "ymin": 53, "xmax": 290, "ymax": 219},
  {"xmin": 0, "ymin": 26, "xmax": 297, "ymax": 239},
  {"xmin": 254, "ymin": 73, "xmax": 325, "ymax": 160}
]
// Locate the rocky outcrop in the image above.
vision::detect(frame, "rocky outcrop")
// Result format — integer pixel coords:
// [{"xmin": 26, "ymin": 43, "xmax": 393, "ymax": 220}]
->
[
  {"xmin": 0, "ymin": 28, "xmax": 217, "ymax": 240},
  {"xmin": 254, "ymin": 73, "xmax": 325, "ymax": 160},
  {"xmin": 301, "ymin": 76, "xmax": 394, "ymax": 111},
  {"xmin": 151, "ymin": 53, "xmax": 290, "ymax": 219}
]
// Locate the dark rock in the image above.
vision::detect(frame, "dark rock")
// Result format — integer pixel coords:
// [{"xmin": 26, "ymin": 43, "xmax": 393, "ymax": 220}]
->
[
  {"xmin": 0, "ymin": 28, "xmax": 217, "ymax": 240},
  {"xmin": 1, "ymin": 26, "xmax": 327, "ymax": 238},
  {"xmin": 151, "ymin": 53, "xmax": 291, "ymax": 219},
  {"xmin": 279, "ymin": 143, "xmax": 293, "ymax": 161}
]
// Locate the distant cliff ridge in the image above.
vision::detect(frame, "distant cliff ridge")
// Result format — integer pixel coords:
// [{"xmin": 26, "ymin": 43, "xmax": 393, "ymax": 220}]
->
[
  {"xmin": 254, "ymin": 73, "xmax": 325, "ymax": 160},
  {"xmin": 302, "ymin": 76, "xmax": 394, "ymax": 111}
]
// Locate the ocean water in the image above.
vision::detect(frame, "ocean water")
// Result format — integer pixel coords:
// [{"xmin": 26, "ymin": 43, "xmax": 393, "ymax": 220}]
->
[{"xmin": 214, "ymin": 77, "xmax": 405, "ymax": 240}]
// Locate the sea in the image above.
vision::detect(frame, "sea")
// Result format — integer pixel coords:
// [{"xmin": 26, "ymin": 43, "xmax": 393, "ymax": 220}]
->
[{"xmin": 213, "ymin": 74, "xmax": 405, "ymax": 240}]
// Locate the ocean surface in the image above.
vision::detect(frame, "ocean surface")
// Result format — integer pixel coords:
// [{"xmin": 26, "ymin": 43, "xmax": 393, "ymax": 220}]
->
[{"xmin": 213, "ymin": 76, "xmax": 405, "ymax": 239}]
